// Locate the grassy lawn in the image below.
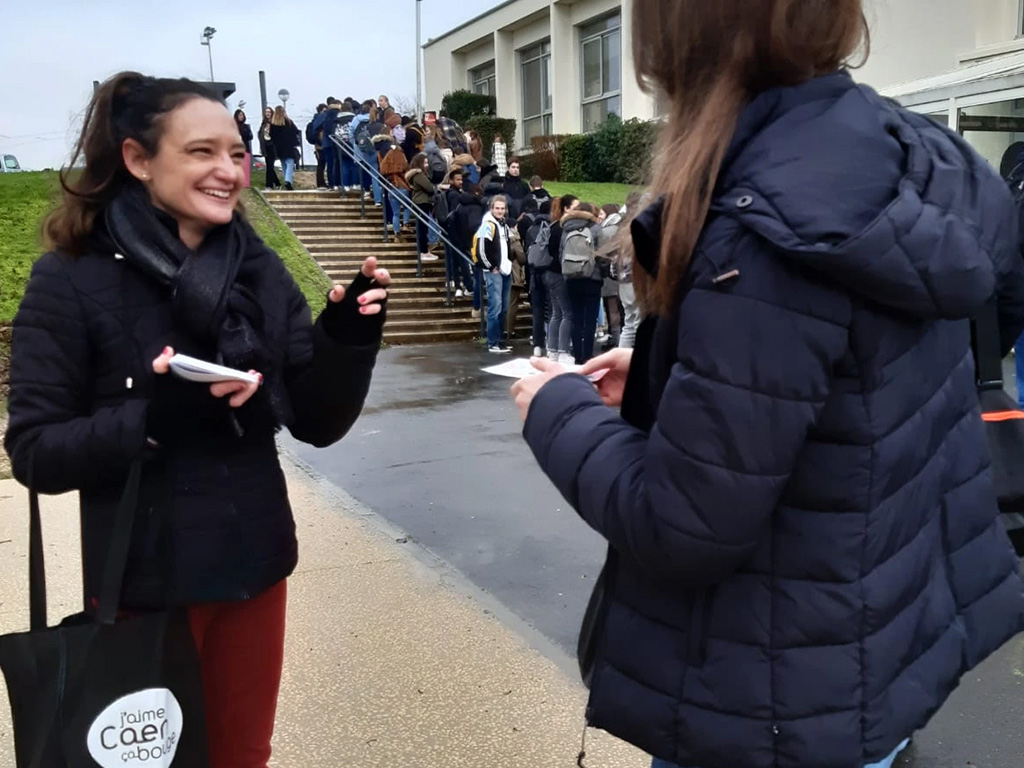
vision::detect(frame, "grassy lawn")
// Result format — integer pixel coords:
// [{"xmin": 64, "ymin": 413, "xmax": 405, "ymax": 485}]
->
[
  {"xmin": 242, "ymin": 188, "xmax": 330, "ymax": 314},
  {"xmin": 0, "ymin": 172, "xmax": 330, "ymax": 393},
  {"xmin": 546, "ymin": 182, "xmax": 637, "ymax": 207}
]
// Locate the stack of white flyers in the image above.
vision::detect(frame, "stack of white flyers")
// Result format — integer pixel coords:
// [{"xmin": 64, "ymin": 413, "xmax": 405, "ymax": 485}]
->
[{"xmin": 168, "ymin": 354, "xmax": 260, "ymax": 385}]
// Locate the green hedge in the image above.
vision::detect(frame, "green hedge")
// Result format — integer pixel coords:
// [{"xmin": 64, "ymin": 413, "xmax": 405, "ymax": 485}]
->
[
  {"xmin": 440, "ymin": 90, "xmax": 496, "ymax": 125},
  {"xmin": 464, "ymin": 116, "xmax": 517, "ymax": 167},
  {"xmin": 528, "ymin": 117, "xmax": 660, "ymax": 184}
]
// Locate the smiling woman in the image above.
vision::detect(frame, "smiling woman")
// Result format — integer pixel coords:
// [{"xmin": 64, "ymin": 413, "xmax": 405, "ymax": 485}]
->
[{"xmin": 4, "ymin": 71, "xmax": 391, "ymax": 768}]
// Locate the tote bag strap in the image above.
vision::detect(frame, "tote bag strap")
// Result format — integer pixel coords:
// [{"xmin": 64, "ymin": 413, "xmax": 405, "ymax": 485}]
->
[
  {"xmin": 95, "ymin": 460, "xmax": 144, "ymax": 626},
  {"xmin": 28, "ymin": 485, "xmax": 48, "ymax": 632},
  {"xmin": 973, "ymin": 298, "xmax": 1005, "ymax": 392}
]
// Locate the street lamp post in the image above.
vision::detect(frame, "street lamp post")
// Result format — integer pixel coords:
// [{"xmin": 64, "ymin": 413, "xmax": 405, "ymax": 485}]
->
[
  {"xmin": 200, "ymin": 26, "xmax": 217, "ymax": 82},
  {"xmin": 415, "ymin": 0, "xmax": 423, "ymax": 122}
]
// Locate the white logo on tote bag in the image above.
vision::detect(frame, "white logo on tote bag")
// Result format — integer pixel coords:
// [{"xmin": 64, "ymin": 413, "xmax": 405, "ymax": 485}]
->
[{"xmin": 86, "ymin": 688, "xmax": 183, "ymax": 767}]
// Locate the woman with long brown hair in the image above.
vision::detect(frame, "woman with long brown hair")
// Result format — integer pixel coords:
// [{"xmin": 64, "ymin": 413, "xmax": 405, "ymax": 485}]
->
[
  {"xmin": 4, "ymin": 71, "xmax": 390, "ymax": 767},
  {"xmin": 511, "ymin": 2, "xmax": 1024, "ymax": 767}
]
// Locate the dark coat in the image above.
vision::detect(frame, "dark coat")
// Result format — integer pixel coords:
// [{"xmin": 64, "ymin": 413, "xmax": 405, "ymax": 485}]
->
[
  {"xmin": 523, "ymin": 72, "xmax": 1024, "ymax": 768},
  {"xmin": 269, "ymin": 121, "xmax": 300, "ymax": 162},
  {"xmin": 237, "ymin": 121, "xmax": 253, "ymax": 155},
  {"xmin": 449, "ymin": 191, "xmax": 486, "ymax": 255},
  {"xmin": 5, "ymin": 217, "xmax": 382, "ymax": 611}
]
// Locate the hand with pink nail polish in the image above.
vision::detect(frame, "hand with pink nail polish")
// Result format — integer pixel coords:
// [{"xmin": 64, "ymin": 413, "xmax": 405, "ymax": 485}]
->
[{"xmin": 321, "ymin": 256, "xmax": 390, "ymax": 345}]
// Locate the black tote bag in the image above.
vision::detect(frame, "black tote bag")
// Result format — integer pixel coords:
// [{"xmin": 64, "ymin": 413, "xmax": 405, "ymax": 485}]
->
[
  {"xmin": 972, "ymin": 300, "xmax": 1024, "ymax": 555},
  {"xmin": 0, "ymin": 461, "xmax": 209, "ymax": 768}
]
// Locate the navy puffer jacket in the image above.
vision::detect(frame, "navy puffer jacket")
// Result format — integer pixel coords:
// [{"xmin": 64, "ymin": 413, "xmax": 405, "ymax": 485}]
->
[{"xmin": 524, "ymin": 72, "xmax": 1024, "ymax": 768}]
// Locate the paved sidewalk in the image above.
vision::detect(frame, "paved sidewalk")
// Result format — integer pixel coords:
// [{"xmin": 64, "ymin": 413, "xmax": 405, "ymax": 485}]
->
[{"xmin": 0, "ymin": 461, "xmax": 647, "ymax": 768}]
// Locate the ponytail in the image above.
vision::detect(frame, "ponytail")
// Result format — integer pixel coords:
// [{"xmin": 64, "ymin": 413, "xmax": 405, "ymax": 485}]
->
[{"xmin": 44, "ymin": 71, "xmax": 221, "ymax": 255}]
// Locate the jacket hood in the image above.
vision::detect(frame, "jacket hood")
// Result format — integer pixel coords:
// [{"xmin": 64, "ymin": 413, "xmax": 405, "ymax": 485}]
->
[
  {"xmin": 405, "ymin": 168, "xmax": 423, "ymax": 183},
  {"xmin": 453, "ymin": 153, "xmax": 476, "ymax": 167},
  {"xmin": 711, "ymin": 72, "xmax": 1017, "ymax": 320},
  {"xmin": 603, "ymin": 212, "xmax": 623, "ymax": 229},
  {"xmin": 562, "ymin": 210, "xmax": 599, "ymax": 225}
]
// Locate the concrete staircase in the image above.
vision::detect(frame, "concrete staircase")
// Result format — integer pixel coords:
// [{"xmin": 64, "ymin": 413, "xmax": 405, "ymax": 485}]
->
[{"xmin": 263, "ymin": 190, "xmax": 529, "ymax": 346}]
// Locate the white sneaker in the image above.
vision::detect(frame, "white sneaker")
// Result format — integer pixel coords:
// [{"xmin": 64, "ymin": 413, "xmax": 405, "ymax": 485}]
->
[
  {"xmin": 533, "ymin": 346, "xmax": 544, "ymax": 357},
  {"xmin": 420, "ymin": 253, "xmax": 439, "ymax": 262},
  {"xmin": 559, "ymin": 352, "xmax": 576, "ymax": 366},
  {"xmin": 488, "ymin": 345, "xmax": 511, "ymax": 354},
  {"xmin": 455, "ymin": 289, "xmax": 464, "ymax": 298}
]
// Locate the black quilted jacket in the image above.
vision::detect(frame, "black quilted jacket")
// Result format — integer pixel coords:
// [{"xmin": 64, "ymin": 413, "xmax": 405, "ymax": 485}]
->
[{"xmin": 5, "ymin": 221, "xmax": 380, "ymax": 609}]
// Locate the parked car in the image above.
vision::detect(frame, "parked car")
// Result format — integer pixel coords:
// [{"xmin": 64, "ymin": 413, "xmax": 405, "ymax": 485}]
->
[
  {"xmin": 1, "ymin": 153, "xmax": 22, "ymax": 172},
  {"xmin": 250, "ymin": 154, "xmax": 266, "ymax": 171}
]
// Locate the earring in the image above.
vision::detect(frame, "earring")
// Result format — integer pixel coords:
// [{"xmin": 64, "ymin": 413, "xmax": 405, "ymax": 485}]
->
[{"xmin": 141, "ymin": 174, "xmax": 149, "ymax": 180}]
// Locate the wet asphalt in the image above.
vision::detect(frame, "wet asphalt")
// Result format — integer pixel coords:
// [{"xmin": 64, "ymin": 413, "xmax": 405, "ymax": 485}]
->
[{"xmin": 280, "ymin": 344, "xmax": 1024, "ymax": 768}]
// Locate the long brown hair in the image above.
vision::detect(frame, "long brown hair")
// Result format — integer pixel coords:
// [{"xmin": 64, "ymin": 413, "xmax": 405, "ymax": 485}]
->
[
  {"xmin": 632, "ymin": 0, "xmax": 868, "ymax": 314},
  {"xmin": 44, "ymin": 71, "xmax": 222, "ymax": 255}
]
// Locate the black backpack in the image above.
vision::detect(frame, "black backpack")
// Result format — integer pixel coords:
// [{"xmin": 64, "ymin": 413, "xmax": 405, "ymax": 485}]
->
[
  {"xmin": 433, "ymin": 191, "xmax": 450, "ymax": 231},
  {"xmin": 426, "ymin": 148, "xmax": 448, "ymax": 184},
  {"xmin": 305, "ymin": 119, "xmax": 320, "ymax": 146},
  {"xmin": 352, "ymin": 120, "xmax": 373, "ymax": 152}
]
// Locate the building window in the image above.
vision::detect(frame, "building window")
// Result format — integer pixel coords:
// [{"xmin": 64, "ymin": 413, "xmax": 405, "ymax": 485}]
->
[
  {"xmin": 469, "ymin": 62, "xmax": 496, "ymax": 96},
  {"xmin": 580, "ymin": 15, "xmax": 622, "ymax": 132},
  {"xmin": 521, "ymin": 41, "xmax": 552, "ymax": 145}
]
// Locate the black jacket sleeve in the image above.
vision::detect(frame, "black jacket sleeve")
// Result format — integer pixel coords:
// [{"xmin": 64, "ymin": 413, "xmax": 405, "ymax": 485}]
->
[
  {"xmin": 3, "ymin": 254, "xmax": 149, "ymax": 494},
  {"xmin": 477, "ymin": 222, "xmax": 499, "ymax": 271},
  {"xmin": 278, "ymin": 262, "xmax": 382, "ymax": 448}
]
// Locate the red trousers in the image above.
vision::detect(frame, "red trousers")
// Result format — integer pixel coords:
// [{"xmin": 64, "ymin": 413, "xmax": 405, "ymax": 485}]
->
[{"xmin": 188, "ymin": 580, "xmax": 287, "ymax": 768}]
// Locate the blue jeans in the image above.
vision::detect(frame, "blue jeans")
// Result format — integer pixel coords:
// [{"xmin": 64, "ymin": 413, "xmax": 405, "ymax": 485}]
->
[
  {"xmin": 281, "ymin": 157, "xmax": 295, "ymax": 185},
  {"xmin": 341, "ymin": 153, "xmax": 357, "ymax": 188},
  {"xmin": 651, "ymin": 738, "xmax": 910, "ymax": 768},
  {"xmin": 390, "ymin": 189, "xmax": 412, "ymax": 234},
  {"xmin": 485, "ymin": 271, "xmax": 510, "ymax": 347},
  {"xmin": 358, "ymin": 150, "xmax": 382, "ymax": 204},
  {"xmin": 1015, "ymin": 329, "xmax": 1024, "ymax": 407}
]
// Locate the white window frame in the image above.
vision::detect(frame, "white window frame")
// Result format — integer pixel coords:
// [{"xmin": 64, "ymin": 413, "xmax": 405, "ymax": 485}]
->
[
  {"xmin": 579, "ymin": 14, "xmax": 622, "ymax": 132},
  {"xmin": 470, "ymin": 61, "xmax": 496, "ymax": 96},
  {"xmin": 520, "ymin": 40, "xmax": 553, "ymax": 146}
]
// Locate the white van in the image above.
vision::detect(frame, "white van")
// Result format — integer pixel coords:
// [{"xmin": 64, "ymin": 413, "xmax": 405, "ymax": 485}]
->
[{"xmin": 0, "ymin": 154, "xmax": 22, "ymax": 172}]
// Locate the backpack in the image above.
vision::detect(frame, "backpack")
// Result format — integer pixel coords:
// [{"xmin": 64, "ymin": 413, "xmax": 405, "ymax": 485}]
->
[
  {"xmin": 426, "ymin": 148, "xmax": 448, "ymax": 184},
  {"xmin": 433, "ymin": 191, "xmax": 450, "ymax": 232},
  {"xmin": 331, "ymin": 115, "xmax": 350, "ymax": 142},
  {"xmin": 305, "ymin": 119, "xmax": 320, "ymax": 146},
  {"xmin": 526, "ymin": 220, "xmax": 553, "ymax": 269},
  {"xmin": 561, "ymin": 225, "xmax": 598, "ymax": 279},
  {"xmin": 352, "ymin": 120, "xmax": 373, "ymax": 152}
]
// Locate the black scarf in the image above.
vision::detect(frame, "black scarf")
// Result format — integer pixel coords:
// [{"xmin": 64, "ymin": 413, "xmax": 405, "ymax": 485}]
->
[{"xmin": 105, "ymin": 186, "xmax": 292, "ymax": 426}]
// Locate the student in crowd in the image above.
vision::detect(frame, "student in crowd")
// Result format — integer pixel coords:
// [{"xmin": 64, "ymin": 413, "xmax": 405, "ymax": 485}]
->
[
  {"xmin": 616, "ymin": 190, "xmax": 644, "ymax": 348},
  {"xmin": 559, "ymin": 201, "xmax": 603, "ymax": 363},
  {"xmin": 381, "ymin": 142, "xmax": 412, "ymax": 242},
  {"xmin": 597, "ymin": 202, "xmax": 625, "ymax": 347},
  {"xmin": 312, "ymin": 98, "xmax": 342, "ymax": 190},
  {"xmin": 529, "ymin": 176, "xmax": 551, "ymax": 206},
  {"xmin": 5, "ymin": 72, "xmax": 390, "ymax": 768},
  {"xmin": 511, "ymin": 1, "xmax": 1024, "ymax": 766},
  {"xmin": 257, "ymin": 106, "xmax": 280, "ymax": 190},
  {"xmin": 476, "ymin": 195, "xmax": 513, "ymax": 353},
  {"xmin": 450, "ymin": 182, "xmax": 488, "ymax": 319},
  {"xmin": 377, "ymin": 94, "xmax": 390, "ymax": 113},
  {"xmin": 506, "ymin": 198, "xmax": 536, "ymax": 339},
  {"xmin": 543, "ymin": 194, "xmax": 578, "ymax": 364},
  {"xmin": 501, "ymin": 158, "xmax": 531, "ymax": 217},
  {"xmin": 269, "ymin": 106, "xmax": 300, "ymax": 191},
  {"xmin": 234, "ymin": 109, "xmax": 253, "ymax": 155},
  {"xmin": 333, "ymin": 99, "xmax": 358, "ymax": 192},
  {"xmin": 492, "ymin": 133, "xmax": 508, "ymax": 177},
  {"xmin": 523, "ymin": 199, "xmax": 552, "ymax": 357},
  {"xmin": 440, "ymin": 169, "xmax": 474, "ymax": 298},
  {"xmin": 407, "ymin": 152, "xmax": 439, "ymax": 263},
  {"xmin": 308, "ymin": 103, "xmax": 328, "ymax": 189},
  {"xmin": 349, "ymin": 101, "xmax": 383, "ymax": 205}
]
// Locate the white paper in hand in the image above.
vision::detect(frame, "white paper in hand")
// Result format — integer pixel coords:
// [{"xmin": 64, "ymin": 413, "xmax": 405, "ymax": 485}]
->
[
  {"xmin": 482, "ymin": 357, "xmax": 607, "ymax": 382},
  {"xmin": 168, "ymin": 354, "xmax": 260, "ymax": 385}
]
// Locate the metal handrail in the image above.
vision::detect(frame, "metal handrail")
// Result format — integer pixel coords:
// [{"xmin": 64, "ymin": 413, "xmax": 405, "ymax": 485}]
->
[{"xmin": 329, "ymin": 135, "xmax": 478, "ymax": 306}]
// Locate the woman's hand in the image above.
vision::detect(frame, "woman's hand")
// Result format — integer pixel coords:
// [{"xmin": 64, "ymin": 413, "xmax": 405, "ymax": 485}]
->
[
  {"xmin": 579, "ymin": 348, "xmax": 633, "ymax": 408},
  {"xmin": 510, "ymin": 357, "xmax": 569, "ymax": 420},
  {"xmin": 328, "ymin": 256, "xmax": 391, "ymax": 314},
  {"xmin": 151, "ymin": 345, "xmax": 262, "ymax": 409}
]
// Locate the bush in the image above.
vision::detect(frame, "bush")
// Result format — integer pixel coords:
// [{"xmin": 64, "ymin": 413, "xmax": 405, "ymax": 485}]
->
[
  {"xmin": 586, "ymin": 115, "xmax": 623, "ymax": 183},
  {"xmin": 440, "ymin": 90, "xmax": 496, "ymax": 125},
  {"xmin": 618, "ymin": 118, "xmax": 659, "ymax": 185},
  {"xmin": 559, "ymin": 134, "xmax": 591, "ymax": 183},
  {"xmin": 464, "ymin": 116, "xmax": 517, "ymax": 167}
]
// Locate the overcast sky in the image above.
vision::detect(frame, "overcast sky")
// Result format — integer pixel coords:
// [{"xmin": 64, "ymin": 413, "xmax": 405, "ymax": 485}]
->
[{"xmin": 0, "ymin": 0, "xmax": 499, "ymax": 170}]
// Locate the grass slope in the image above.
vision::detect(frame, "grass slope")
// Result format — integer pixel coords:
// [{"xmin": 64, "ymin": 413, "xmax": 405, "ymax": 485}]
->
[{"xmin": 546, "ymin": 182, "xmax": 635, "ymax": 207}]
